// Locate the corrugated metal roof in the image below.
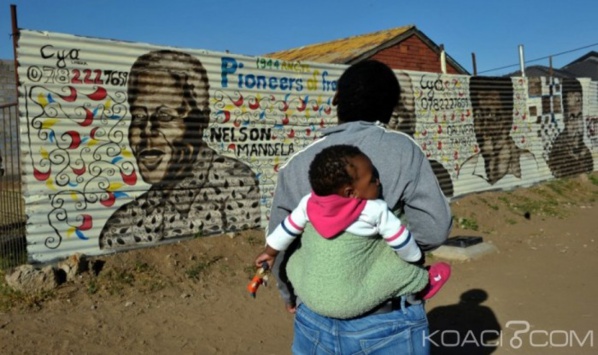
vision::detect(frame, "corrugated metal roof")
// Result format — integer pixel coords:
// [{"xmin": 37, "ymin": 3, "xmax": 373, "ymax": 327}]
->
[{"xmin": 265, "ymin": 26, "xmax": 414, "ymax": 64}]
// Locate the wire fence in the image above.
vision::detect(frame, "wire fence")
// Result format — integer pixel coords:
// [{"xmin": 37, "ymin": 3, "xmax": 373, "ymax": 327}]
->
[{"xmin": 0, "ymin": 102, "xmax": 27, "ymax": 270}]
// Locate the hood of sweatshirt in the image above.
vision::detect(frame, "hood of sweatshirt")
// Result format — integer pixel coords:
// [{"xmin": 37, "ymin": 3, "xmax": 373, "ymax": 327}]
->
[{"xmin": 306, "ymin": 192, "xmax": 366, "ymax": 238}]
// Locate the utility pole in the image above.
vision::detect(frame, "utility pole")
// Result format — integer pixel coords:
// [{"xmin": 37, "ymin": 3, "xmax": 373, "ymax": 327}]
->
[{"xmin": 471, "ymin": 52, "xmax": 477, "ymax": 76}]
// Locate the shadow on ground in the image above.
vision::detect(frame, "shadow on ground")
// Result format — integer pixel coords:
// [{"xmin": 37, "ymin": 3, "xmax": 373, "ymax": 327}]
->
[{"xmin": 428, "ymin": 289, "xmax": 501, "ymax": 355}]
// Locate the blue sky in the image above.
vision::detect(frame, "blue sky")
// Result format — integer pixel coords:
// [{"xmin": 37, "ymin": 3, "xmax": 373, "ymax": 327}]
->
[{"xmin": 1, "ymin": 0, "xmax": 597, "ymax": 75}]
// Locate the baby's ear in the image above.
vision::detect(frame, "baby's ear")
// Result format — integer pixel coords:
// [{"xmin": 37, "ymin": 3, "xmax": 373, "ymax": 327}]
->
[{"xmin": 343, "ymin": 185, "xmax": 355, "ymax": 198}]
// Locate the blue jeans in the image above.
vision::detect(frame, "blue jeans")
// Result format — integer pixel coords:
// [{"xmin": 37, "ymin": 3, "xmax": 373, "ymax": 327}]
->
[{"xmin": 292, "ymin": 299, "xmax": 430, "ymax": 354}]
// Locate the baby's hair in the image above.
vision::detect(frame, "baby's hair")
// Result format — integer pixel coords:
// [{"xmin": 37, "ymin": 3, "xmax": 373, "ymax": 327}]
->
[{"xmin": 309, "ymin": 145, "xmax": 365, "ymax": 196}]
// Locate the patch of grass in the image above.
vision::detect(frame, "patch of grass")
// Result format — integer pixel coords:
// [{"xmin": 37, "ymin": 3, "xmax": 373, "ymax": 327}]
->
[
  {"xmin": 529, "ymin": 186, "xmax": 557, "ymax": 200},
  {"xmin": 185, "ymin": 255, "xmax": 223, "ymax": 280},
  {"xmin": 477, "ymin": 197, "xmax": 499, "ymax": 210},
  {"xmin": 454, "ymin": 215, "xmax": 479, "ymax": 231},
  {"xmin": 545, "ymin": 178, "xmax": 570, "ymax": 196},
  {"xmin": 100, "ymin": 268, "xmax": 135, "ymax": 296},
  {"xmin": 529, "ymin": 186, "xmax": 562, "ymax": 213},
  {"xmin": 495, "ymin": 192, "xmax": 566, "ymax": 218},
  {"xmin": 0, "ymin": 272, "xmax": 54, "ymax": 311},
  {"xmin": 511, "ymin": 194, "xmax": 565, "ymax": 218},
  {"xmin": 134, "ymin": 261, "xmax": 152, "ymax": 273},
  {"xmin": 99, "ymin": 263, "xmax": 166, "ymax": 295},
  {"xmin": 86, "ymin": 278, "xmax": 99, "ymax": 295},
  {"xmin": 0, "ymin": 270, "xmax": 20, "ymax": 311},
  {"xmin": 245, "ymin": 235, "xmax": 262, "ymax": 246},
  {"xmin": 506, "ymin": 218, "xmax": 517, "ymax": 225},
  {"xmin": 0, "ymin": 257, "xmax": 170, "ymax": 309},
  {"xmin": 141, "ymin": 278, "xmax": 168, "ymax": 292},
  {"xmin": 19, "ymin": 290, "xmax": 54, "ymax": 310},
  {"xmin": 461, "ymin": 218, "xmax": 479, "ymax": 231},
  {"xmin": 589, "ymin": 174, "xmax": 598, "ymax": 186}
]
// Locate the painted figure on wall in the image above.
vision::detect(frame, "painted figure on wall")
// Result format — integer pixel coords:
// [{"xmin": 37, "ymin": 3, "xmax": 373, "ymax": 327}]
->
[
  {"xmin": 389, "ymin": 72, "xmax": 454, "ymax": 198},
  {"xmin": 99, "ymin": 50, "xmax": 261, "ymax": 250},
  {"xmin": 547, "ymin": 78, "xmax": 593, "ymax": 178},
  {"xmin": 459, "ymin": 76, "xmax": 537, "ymax": 185}
]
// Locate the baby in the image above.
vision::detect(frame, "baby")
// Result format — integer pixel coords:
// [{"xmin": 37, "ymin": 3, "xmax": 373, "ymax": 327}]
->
[{"xmin": 255, "ymin": 144, "xmax": 450, "ymax": 300}]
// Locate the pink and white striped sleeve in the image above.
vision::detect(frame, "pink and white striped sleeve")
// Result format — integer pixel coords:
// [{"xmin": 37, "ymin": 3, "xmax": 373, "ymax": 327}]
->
[
  {"xmin": 266, "ymin": 194, "xmax": 310, "ymax": 251},
  {"xmin": 374, "ymin": 200, "xmax": 422, "ymax": 263}
]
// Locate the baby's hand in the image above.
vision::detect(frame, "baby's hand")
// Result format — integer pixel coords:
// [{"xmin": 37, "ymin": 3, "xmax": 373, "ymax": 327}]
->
[{"xmin": 254, "ymin": 252, "xmax": 276, "ymax": 270}]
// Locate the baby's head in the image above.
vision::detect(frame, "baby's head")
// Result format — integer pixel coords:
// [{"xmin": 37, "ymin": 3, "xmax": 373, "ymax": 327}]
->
[{"xmin": 309, "ymin": 145, "xmax": 380, "ymax": 199}]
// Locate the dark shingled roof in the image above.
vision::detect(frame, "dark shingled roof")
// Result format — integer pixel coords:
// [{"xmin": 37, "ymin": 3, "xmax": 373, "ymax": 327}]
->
[
  {"xmin": 562, "ymin": 51, "xmax": 598, "ymax": 80},
  {"xmin": 504, "ymin": 65, "xmax": 576, "ymax": 78}
]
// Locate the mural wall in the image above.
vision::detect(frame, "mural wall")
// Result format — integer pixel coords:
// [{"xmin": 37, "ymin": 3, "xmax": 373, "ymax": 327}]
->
[
  {"xmin": 16, "ymin": 30, "xmax": 598, "ymax": 263},
  {"xmin": 1, "ymin": 60, "xmax": 18, "ymax": 178}
]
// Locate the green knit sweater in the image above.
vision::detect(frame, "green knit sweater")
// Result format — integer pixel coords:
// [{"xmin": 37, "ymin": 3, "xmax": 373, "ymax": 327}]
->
[{"xmin": 287, "ymin": 223, "xmax": 428, "ymax": 319}]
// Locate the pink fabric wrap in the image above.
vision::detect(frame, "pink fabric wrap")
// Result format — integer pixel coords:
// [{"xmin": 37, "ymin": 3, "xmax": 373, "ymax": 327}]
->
[{"xmin": 306, "ymin": 192, "xmax": 366, "ymax": 238}]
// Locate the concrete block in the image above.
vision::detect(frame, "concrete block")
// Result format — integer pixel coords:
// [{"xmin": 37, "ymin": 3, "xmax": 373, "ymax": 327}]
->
[{"xmin": 430, "ymin": 242, "xmax": 498, "ymax": 261}]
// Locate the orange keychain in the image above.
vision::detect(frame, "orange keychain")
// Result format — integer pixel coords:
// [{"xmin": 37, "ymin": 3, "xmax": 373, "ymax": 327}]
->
[{"xmin": 247, "ymin": 262, "xmax": 269, "ymax": 298}]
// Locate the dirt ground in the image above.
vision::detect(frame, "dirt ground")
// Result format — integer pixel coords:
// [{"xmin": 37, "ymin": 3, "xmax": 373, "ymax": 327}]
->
[{"xmin": 1, "ymin": 173, "xmax": 597, "ymax": 355}]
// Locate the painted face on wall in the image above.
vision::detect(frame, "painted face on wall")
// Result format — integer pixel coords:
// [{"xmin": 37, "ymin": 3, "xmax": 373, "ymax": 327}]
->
[
  {"xmin": 564, "ymin": 91, "xmax": 583, "ymax": 137},
  {"xmin": 473, "ymin": 90, "xmax": 513, "ymax": 154},
  {"xmin": 129, "ymin": 72, "xmax": 191, "ymax": 185},
  {"xmin": 471, "ymin": 87, "xmax": 519, "ymax": 185}
]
